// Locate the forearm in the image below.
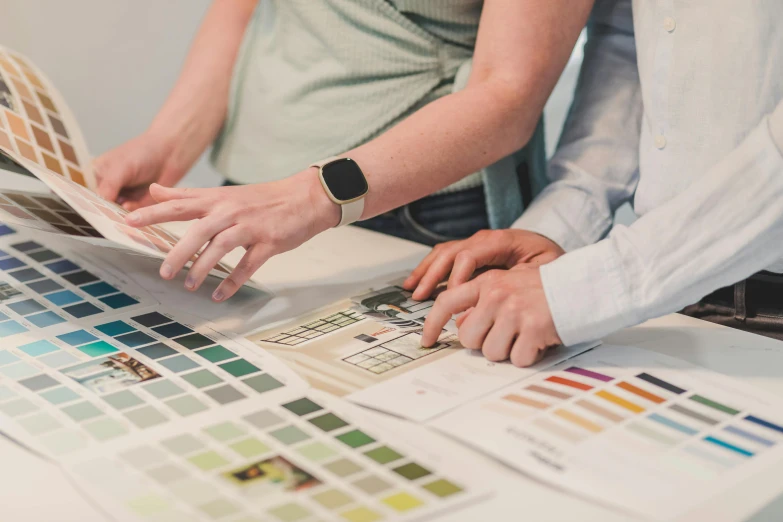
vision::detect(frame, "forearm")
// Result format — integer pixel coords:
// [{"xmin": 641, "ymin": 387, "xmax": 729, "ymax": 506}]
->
[
  {"xmin": 346, "ymin": 0, "xmax": 594, "ymax": 219},
  {"xmin": 148, "ymin": 0, "xmax": 258, "ymax": 156},
  {"xmin": 513, "ymin": 0, "xmax": 641, "ymax": 251},
  {"xmin": 542, "ymin": 106, "xmax": 783, "ymax": 346}
]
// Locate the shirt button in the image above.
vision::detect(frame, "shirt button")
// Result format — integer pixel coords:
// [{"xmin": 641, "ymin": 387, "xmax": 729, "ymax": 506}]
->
[
  {"xmin": 654, "ymin": 134, "xmax": 667, "ymax": 149},
  {"xmin": 663, "ymin": 17, "xmax": 676, "ymax": 32}
]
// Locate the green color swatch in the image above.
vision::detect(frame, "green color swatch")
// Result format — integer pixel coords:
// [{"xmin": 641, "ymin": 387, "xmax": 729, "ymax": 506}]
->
[
  {"xmin": 364, "ymin": 446, "xmax": 403, "ymax": 465},
  {"xmin": 182, "ymin": 369, "xmax": 223, "ymax": 389},
  {"xmin": 423, "ymin": 479, "xmax": 463, "ymax": 498},
  {"xmin": 282, "ymin": 397, "xmax": 323, "ymax": 416},
  {"xmin": 219, "ymin": 359, "xmax": 261, "ymax": 377},
  {"xmin": 195, "ymin": 345, "xmax": 236, "ymax": 363},
  {"xmin": 393, "ymin": 462, "xmax": 432, "ymax": 481},
  {"xmin": 309, "ymin": 412, "xmax": 348, "ymax": 432},
  {"xmin": 688, "ymin": 394, "xmax": 740, "ymax": 415},
  {"xmin": 336, "ymin": 429, "xmax": 375, "ymax": 448},
  {"xmin": 243, "ymin": 374, "xmax": 284, "ymax": 394},
  {"xmin": 270, "ymin": 425, "xmax": 311, "ymax": 445}
]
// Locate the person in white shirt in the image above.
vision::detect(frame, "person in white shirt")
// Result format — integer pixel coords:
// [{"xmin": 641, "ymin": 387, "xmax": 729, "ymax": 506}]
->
[{"xmin": 411, "ymin": 0, "xmax": 783, "ymax": 366}]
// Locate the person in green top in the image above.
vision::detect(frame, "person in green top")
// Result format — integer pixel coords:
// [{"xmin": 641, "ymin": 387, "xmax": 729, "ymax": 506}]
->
[{"xmin": 95, "ymin": 0, "xmax": 593, "ymax": 301}]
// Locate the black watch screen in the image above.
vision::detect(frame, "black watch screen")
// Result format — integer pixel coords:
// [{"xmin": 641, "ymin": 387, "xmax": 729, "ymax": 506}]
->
[{"xmin": 321, "ymin": 158, "xmax": 368, "ymax": 202}]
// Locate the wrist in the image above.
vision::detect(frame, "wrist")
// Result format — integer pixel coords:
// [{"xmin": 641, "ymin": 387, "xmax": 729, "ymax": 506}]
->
[{"xmin": 298, "ymin": 168, "xmax": 341, "ymax": 232}]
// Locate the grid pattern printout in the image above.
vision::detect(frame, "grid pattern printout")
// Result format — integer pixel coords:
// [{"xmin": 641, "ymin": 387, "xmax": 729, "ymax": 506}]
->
[
  {"xmin": 261, "ymin": 310, "xmax": 365, "ymax": 346},
  {"xmin": 342, "ymin": 333, "xmax": 449, "ymax": 375}
]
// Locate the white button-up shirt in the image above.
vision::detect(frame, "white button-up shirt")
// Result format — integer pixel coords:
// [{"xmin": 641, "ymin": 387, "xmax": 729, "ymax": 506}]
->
[{"xmin": 514, "ymin": 0, "xmax": 783, "ymax": 346}]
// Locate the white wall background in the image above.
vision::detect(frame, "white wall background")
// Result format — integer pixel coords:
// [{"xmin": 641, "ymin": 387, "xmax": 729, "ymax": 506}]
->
[
  {"xmin": 2, "ymin": 1, "xmax": 634, "ymax": 222},
  {"xmin": 0, "ymin": 0, "xmax": 222, "ymax": 187}
]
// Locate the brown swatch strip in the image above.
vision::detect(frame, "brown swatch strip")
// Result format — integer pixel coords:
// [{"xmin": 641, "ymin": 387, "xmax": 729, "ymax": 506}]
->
[
  {"xmin": 617, "ymin": 381, "xmax": 666, "ymax": 404},
  {"xmin": 526, "ymin": 384, "xmax": 571, "ymax": 400}
]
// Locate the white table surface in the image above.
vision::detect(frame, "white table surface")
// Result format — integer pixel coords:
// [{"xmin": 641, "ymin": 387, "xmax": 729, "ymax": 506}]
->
[{"xmin": 1, "ymin": 176, "xmax": 782, "ymax": 522}]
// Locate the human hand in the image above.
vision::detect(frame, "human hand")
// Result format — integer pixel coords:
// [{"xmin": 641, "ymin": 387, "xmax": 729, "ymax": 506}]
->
[
  {"xmin": 124, "ymin": 169, "xmax": 340, "ymax": 301},
  {"xmin": 403, "ymin": 229, "xmax": 564, "ymax": 300},
  {"xmin": 421, "ymin": 266, "xmax": 561, "ymax": 367},
  {"xmin": 93, "ymin": 130, "xmax": 198, "ymax": 211}
]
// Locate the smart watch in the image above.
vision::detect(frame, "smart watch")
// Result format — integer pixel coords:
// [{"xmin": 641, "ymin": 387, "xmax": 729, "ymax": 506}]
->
[{"xmin": 310, "ymin": 157, "xmax": 369, "ymax": 227}]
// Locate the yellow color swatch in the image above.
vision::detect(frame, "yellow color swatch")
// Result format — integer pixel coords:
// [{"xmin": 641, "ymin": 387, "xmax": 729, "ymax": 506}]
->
[
  {"xmin": 595, "ymin": 390, "xmax": 645, "ymax": 413},
  {"xmin": 382, "ymin": 492, "xmax": 424, "ymax": 512},
  {"xmin": 341, "ymin": 506, "xmax": 384, "ymax": 522}
]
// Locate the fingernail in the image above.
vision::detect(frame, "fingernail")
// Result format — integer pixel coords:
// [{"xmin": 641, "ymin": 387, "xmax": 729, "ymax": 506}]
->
[
  {"xmin": 126, "ymin": 212, "xmax": 140, "ymax": 224},
  {"xmin": 185, "ymin": 276, "xmax": 195, "ymax": 289},
  {"xmin": 212, "ymin": 290, "xmax": 224, "ymax": 302},
  {"xmin": 160, "ymin": 264, "xmax": 173, "ymax": 279}
]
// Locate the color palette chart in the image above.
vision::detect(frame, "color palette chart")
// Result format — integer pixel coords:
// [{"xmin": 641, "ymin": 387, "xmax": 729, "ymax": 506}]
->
[
  {"xmin": 0, "ymin": 187, "xmax": 103, "ymax": 238},
  {"xmin": 0, "ymin": 233, "xmax": 152, "ymax": 336},
  {"xmin": 65, "ymin": 391, "xmax": 475, "ymax": 522},
  {"xmin": 0, "ymin": 46, "xmax": 93, "ymax": 188},
  {"xmin": 432, "ymin": 345, "xmax": 783, "ymax": 520},
  {"xmin": 0, "ymin": 309, "xmax": 301, "ymax": 459}
]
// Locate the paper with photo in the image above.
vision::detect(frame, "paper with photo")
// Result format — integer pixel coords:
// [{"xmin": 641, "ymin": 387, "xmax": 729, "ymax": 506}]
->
[
  {"xmin": 431, "ymin": 344, "xmax": 783, "ymax": 521},
  {"xmin": 247, "ymin": 284, "xmax": 596, "ymax": 422},
  {"xmin": 59, "ymin": 388, "xmax": 489, "ymax": 522}
]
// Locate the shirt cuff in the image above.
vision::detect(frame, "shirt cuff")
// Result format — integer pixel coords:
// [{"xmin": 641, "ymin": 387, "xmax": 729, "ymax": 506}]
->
[{"xmin": 539, "ymin": 238, "xmax": 638, "ymax": 346}]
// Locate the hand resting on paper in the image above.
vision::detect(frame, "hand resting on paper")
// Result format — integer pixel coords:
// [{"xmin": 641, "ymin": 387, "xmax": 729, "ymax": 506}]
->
[
  {"xmin": 421, "ymin": 265, "xmax": 562, "ymax": 367},
  {"xmin": 123, "ymin": 173, "xmax": 340, "ymax": 302},
  {"xmin": 406, "ymin": 229, "xmax": 565, "ymax": 367}
]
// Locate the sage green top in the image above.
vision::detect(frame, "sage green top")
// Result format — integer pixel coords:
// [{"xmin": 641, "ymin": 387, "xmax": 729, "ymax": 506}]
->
[{"xmin": 211, "ymin": 0, "xmax": 547, "ymax": 228}]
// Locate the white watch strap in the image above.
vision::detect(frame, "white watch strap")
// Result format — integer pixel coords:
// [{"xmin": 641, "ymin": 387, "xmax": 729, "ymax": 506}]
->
[
  {"xmin": 309, "ymin": 156, "xmax": 366, "ymax": 227},
  {"xmin": 337, "ymin": 198, "xmax": 364, "ymax": 227}
]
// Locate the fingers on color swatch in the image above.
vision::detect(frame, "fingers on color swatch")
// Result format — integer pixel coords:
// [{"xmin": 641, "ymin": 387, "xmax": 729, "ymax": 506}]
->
[
  {"xmin": 483, "ymin": 363, "xmax": 783, "ymax": 477},
  {"xmin": 75, "ymin": 396, "xmax": 467, "ymax": 522},
  {"xmin": 0, "ymin": 238, "xmax": 146, "ymax": 334},
  {"xmin": 0, "ymin": 48, "xmax": 90, "ymax": 187}
]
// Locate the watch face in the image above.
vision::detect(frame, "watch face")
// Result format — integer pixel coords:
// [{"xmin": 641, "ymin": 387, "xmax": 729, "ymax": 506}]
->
[{"xmin": 321, "ymin": 158, "xmax": 368, "ymax": 202}]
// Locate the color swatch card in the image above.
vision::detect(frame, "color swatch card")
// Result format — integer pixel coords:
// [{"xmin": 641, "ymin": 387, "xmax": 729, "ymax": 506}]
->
[
  {"xmin": 0, "ymin": 307, "xmax": 305, "ymax": 460},
  {"xmin": 0, "ymin": 46, "xmax": 94, "ymax": 188},
  {"xmin": 0, "ymin": 176, "xmax": 242, "ymax": 286},
  {"xmin": 63, "ymin": 389, "xmax": 484, "ymax": 522},
  {"xmin": 248, "ymin": 285, "xmax": 595, "ymax": 422},
  {"xmin": 0, "ymin": 46, "xmax": 247, "ymax": 288},
  {"xmin": 0, "ymin": 224, "xmax": 155, "ymax": 337},
  {"xmin": 431, "ymin": 345, "xmax": 783, "ymax": 521}
]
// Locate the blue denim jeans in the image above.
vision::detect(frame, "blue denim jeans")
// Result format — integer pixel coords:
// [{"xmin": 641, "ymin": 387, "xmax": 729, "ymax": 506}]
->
[
  {"xmin": 223, "ymin": 180, "xmax": 489, "ymax": 247},
  {"xmin": 354, "ymin": 186, "xmax": 489, "ymax": 246}
]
